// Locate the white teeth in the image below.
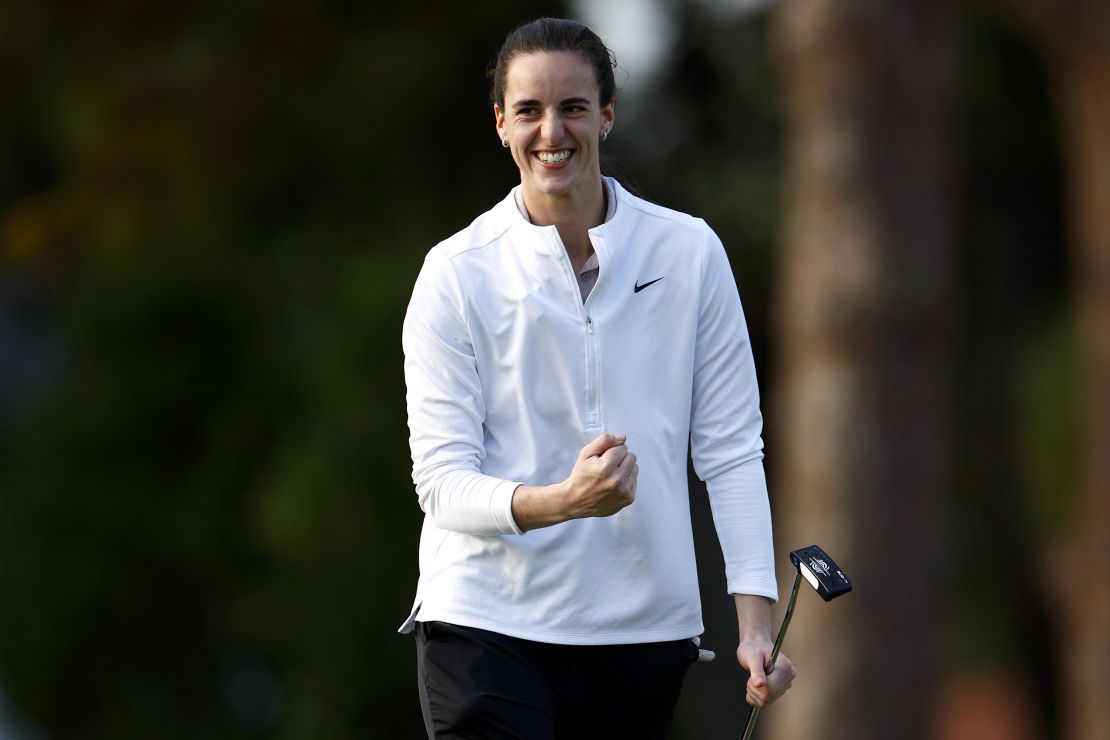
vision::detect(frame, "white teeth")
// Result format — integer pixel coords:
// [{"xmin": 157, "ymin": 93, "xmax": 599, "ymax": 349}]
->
[{"xmin": 538, "ymin": 150, "xmax": 572, "ymax": 163}]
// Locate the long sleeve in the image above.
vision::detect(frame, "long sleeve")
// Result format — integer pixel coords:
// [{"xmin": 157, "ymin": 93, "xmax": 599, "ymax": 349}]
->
[
  {"xmin": 402, "ymin": 247, "xmax": 523, "ymax": 536},
  {"xmin": 689, "ymin": 229, "xmax": 777, "ymax": 601},
  {"xmin": 705, "ymin": 460, "xmax": 777, "ymax": 600}
]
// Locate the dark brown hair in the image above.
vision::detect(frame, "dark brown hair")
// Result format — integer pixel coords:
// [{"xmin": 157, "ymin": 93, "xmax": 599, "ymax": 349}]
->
[{"xmin": 489, "ymin": 17, "xmax": 617, "ymax": 110}]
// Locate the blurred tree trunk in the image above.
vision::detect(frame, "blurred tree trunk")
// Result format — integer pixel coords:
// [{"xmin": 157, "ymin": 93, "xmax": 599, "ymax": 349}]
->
[
  {"xmin": 984, "ymin": 3, "xmax": 1110, "ymax": 738},
  {"xmin": 767, "ymin": 2, "xmax": 961, "ymax": 739},
  {"xmin": 1057, "ymin": 55, "xmax": 1110, "ymax": 740}
]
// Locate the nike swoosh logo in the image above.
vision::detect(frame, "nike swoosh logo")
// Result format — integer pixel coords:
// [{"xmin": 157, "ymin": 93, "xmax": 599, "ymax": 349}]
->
[{"xmin": 634, "ymin": 277, "xmax": 664, "ymax": 293}]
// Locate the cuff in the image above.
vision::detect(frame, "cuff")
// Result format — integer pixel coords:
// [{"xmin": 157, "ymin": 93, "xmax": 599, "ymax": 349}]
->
[{"xmin": 492, "ymin": 480, "xmax": 525, "ymax": 535}]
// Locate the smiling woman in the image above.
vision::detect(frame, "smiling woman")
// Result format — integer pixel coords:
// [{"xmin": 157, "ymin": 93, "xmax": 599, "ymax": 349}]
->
[
  {"xmin": 399, "ymin": 17, "xmax": 794, "ymax": 740},
  {"xmin": 489, "ymin": 19, "xmax": 618, "ymax": 270},
  {"xmin": 494, "ymin": 50, "xmax": 613, "ymax": 261}
]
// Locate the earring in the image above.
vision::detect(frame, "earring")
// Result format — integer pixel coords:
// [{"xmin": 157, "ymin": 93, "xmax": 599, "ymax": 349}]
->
[
  {"xmin": 502, "ymin": 139, "xmax": 509, "ymax": 148},
  {"xmin": 602, "ymin": 130, "xmax": 609, "ymax": 142}
]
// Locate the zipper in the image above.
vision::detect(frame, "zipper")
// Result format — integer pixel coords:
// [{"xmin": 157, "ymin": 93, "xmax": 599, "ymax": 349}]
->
[
  {"xmin": 549, "ymin": 230, "xmax": 603, "ymax": 433},
  {"xmin": 585, "ymin": 315, "xmax": 600, "ymax": 430}
]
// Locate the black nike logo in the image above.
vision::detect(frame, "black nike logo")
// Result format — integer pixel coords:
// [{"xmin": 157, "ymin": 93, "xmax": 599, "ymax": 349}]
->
[{"xmin": 634, "ymin": 277, "xmax": 664, "ymax": 293}]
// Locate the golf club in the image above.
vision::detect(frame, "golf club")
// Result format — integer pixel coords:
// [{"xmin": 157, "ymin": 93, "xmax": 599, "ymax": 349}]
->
[{"xmin": 739, "ymin": 544, "xmax": 852, "ymax": 740}]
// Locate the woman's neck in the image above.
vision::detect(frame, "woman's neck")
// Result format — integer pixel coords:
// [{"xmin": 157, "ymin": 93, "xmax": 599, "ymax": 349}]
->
[{"xmin": 521, "ymin": 179, "xmax": 606, "ymax": 272}]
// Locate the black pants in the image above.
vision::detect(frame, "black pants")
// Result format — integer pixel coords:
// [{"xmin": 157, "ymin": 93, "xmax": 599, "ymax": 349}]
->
[{"xmin": 416, "ymin": 620, "xmax": 699, "ymax": 740}]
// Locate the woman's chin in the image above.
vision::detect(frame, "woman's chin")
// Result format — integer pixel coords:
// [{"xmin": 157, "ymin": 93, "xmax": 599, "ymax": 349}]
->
[{"xmin": 523, "ymin": 170, "xmax": 588, "ymax": 199}]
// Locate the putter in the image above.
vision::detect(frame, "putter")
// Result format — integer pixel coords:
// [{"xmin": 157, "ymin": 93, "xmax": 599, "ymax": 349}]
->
[{"xmin": 739, "ymin": 545, "xmax": 852, "ymax": 740}]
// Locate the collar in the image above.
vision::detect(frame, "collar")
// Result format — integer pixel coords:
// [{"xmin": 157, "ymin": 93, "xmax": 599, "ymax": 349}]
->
[{"xmin": 512, "ymin": 178, "xmax": 618, "ymax": 225}]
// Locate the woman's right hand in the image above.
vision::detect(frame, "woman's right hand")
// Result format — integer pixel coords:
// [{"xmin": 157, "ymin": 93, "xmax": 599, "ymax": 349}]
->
[
  {"xmin": 510, "ymin": 433, "xmax": 637, "ymax": 531},
  {"xmin": 561, "ymin": 433, "xmax": 638, "ymax": 519}
]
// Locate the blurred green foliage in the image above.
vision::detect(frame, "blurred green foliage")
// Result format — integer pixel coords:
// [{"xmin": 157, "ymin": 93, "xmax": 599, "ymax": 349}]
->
[{"xmin": 0, "ymin": 2, "xmax": 564, "ymax": 738}]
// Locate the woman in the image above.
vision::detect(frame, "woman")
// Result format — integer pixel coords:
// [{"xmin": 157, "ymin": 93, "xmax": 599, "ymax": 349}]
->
[{"xmin": 401, "ymin": 17, "xmax": 795, "ymax": 739}]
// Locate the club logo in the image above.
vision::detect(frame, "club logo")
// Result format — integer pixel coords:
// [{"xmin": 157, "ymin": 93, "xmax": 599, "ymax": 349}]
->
[{"xmin": 808, "ymin": 557, "xmax": 831, "ymax": 577}]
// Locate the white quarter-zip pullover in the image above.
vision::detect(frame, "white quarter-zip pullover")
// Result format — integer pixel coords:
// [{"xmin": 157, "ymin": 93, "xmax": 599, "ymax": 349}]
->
[{"xmin": 400, "ymin": 177, "xmax": 777, "ymax": 644}]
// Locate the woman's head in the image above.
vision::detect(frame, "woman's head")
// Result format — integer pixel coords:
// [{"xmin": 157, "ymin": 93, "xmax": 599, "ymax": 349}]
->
[
  {"xmin": 491, "ymin": 18, "xmax": 618, "ymax": 203},
  {"xmin": 489, "ymin": 18, "xmax": 617, "ymax": 110}
]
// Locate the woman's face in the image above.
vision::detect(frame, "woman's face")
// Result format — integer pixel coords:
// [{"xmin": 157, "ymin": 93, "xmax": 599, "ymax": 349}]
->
[{"xmin": 494, "ymin": 51, "xmax": 614, "ymax": 202}]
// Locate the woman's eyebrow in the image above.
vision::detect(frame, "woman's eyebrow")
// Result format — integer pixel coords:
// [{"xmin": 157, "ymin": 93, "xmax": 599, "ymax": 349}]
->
[{"xmin": 510, "ymin": 96, "xmax": 592, "ymax": 110}]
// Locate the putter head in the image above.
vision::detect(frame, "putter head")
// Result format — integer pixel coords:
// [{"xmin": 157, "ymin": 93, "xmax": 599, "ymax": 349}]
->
[{"xmin": 790, "ymin": 545, "xmax": 852, "ymax": 602}]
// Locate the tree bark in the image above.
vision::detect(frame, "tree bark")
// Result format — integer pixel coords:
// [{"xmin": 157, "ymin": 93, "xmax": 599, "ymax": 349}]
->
[
  {"xmin": 981, "ymin": 2, "xmax": 1110, "ymax": 737},
  {"xmin": 768, "ymin": 1, "xmax": 961, "ymax": 738},
  {"xmin": 1057, "ymin": 61, "xmax": 1110, "ymax": 739}
]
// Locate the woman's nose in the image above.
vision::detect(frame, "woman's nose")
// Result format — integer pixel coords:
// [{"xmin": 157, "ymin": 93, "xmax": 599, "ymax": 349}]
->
[{"xmin": 540, "ymin": 111, "xmax": 564, "ymax": 144}]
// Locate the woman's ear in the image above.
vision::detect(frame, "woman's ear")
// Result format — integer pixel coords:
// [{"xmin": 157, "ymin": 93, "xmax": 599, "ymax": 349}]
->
[{"xmin": 494, "ymin": 104, "xmax": 507, "ymax": 145}]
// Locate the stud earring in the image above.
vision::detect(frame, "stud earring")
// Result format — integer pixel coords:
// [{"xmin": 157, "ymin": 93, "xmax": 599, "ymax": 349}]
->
[{"xmin": 501, "ymin": 139, "xmax": 509, "ymax": 148}]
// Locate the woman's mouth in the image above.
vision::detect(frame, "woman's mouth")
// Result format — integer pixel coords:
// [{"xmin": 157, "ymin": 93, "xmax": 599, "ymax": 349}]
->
[{"xmin": 535, "ymin": 150, "xmax": 573, "ymax": 167}]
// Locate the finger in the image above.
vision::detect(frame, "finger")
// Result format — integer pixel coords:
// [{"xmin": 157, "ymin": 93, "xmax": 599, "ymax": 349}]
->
[
  {"xmin": 616, "ymin": 451, "xmax": 637, "ymax": 477},
  {"xmin": 622, "ymin": 463, "xmax": 638, "ymax": 500},
  {"xmin": 743, "ymin": 648, "xmax": 769, "ymax": 687},
  {"xmin": 772, "ymin": 654, "xmax": 795, "ymax": 681},
  {"xmin": 580, "ymin": 433, "xmax": 626, "ymax": 460},
  {"xmin": 627, "ymin": 461, "xmax": 639, "ymax": 482},
  {"xmin": 766, "ymin": 663, "xmax": 795, "ymax": 700},
  {"xmin": 599, "ymin": 443, "xmax": 629, "ymax": 467}
]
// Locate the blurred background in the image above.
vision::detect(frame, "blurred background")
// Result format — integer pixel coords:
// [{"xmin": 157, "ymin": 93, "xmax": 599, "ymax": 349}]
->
[{"xmin": 1, "ymin": 0, "xmax": 1107, "ymax": 738}]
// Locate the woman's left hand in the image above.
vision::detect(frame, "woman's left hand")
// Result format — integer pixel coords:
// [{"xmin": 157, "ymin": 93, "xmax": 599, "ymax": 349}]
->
[{"xmin": 736, "ymin": 640, "xmax": 797, "ymax": 709}]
